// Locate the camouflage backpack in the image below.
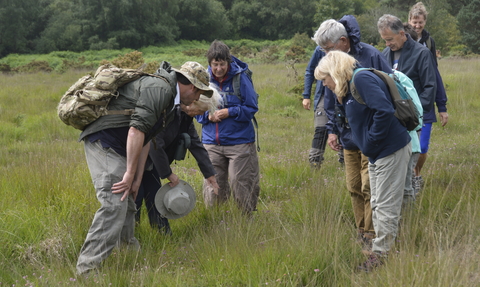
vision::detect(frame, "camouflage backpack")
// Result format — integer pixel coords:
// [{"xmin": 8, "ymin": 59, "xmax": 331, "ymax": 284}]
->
[{"xmin": 57, "ymin": 64, "xmax": 152, "ymax": 130}]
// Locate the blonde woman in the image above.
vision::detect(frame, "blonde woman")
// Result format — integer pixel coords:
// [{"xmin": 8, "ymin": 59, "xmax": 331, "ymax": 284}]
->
[{"xmin": 315, "ymin": 51, "xmax": 411, "ymax": 272}]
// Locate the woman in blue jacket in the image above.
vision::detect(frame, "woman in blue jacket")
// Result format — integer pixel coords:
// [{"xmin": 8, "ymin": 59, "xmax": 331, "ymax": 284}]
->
[
  {"xmin": 315, "ymin": 51, "xmax": 411, "ymax": 272},
  {"xmin": 196, "ymin": 40, "xmax": 260, "ymax": 215}
]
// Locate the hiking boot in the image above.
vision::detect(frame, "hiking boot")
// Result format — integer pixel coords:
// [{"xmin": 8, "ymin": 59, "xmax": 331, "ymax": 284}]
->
[
  {"xmin": 310, "ymin": 161, "xmax": 322, "ymax": 170},
  {"xmin": 309, "ymin": 147, "xmax": 324, "ymax": 170},
  {"xmin": 357, "ymin": 253, "xmax": 384, "ymax": 272},
  {"xmin": 337, "ymin": 149, "xmax": 345, "ymax": 166},
  {"xmin": 355, "ymin": 230, "xmax": 364, "ymax": 245}
]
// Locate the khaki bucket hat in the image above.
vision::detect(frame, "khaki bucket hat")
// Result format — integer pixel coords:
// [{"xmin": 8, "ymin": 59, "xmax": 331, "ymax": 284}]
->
[{"xmin": 172, "ymin": 61, "xmax": 214, "ymax": 97}]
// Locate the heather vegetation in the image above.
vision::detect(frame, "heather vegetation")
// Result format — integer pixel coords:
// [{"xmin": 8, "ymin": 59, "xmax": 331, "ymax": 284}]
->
[{"xmin": 0, "ymin": 54, "xmax": 479, "ymax": 286}]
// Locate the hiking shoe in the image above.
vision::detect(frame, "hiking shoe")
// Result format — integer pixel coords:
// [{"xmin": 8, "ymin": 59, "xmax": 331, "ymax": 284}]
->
[
  {"xmin": 310, "ymin": 161, "xmax": 321, "ymax": 170},
  {"xmin": 355, "ymin": 231, "xmax": 364, "ymax": 245},
  {"xmin": 361, "ymin": 233, "xmax": 374, "ymax": 255},
  {"xmin": 357, "ymin": 253, "xmax": 383, "ymax": 272},
  {"xmin": 337, "ymin": 150, "xmax": 345, "ymax": 166}
]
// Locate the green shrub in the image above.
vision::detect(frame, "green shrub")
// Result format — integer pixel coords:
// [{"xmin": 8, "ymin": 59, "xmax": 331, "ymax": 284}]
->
[
  {"xmin": 285, "ymin": 45, "xmax": 308, "ymax": 62},
  {"xmin": 0, "ymin": 63, "xmax": 11, "ymax": 73},
  {"xmin": 13, "ymin": 60, "xmax": 53, "ymax": 73},
  {"xmin": 182, "ymin": 48, "xmax": 207, "ymax": 57},
  {"xmin": 290, "ymin": 32, "xmax": 316, "ymax": 50}
]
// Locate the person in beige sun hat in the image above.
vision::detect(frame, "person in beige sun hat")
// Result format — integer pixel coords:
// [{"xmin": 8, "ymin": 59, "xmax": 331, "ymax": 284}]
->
[
  {"xmin": 75, "ymin": 60, "xmax": 215, "ymax": 276},
  {"xmin": 173, "ymin": 61, "xmax": 214, "ymax": 99}
]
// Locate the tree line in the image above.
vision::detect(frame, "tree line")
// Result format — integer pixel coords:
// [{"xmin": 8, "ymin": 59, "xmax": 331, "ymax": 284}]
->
[{"xmin": 0, "ymin": 0, "xmax": 478, "ymax": 58}]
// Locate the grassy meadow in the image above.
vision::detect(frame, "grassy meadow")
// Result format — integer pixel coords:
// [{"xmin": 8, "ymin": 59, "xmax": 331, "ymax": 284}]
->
[{"xmin": 0, "ymin": 57, "xmax": 479, "ymax": 286}]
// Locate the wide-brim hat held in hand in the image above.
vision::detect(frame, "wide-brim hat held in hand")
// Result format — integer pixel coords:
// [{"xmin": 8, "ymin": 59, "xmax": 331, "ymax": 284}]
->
[
  {"xmin": 172, "ymin": 61, "xmax": 214, "ymax": 97},
  {"xmin": 155, "ymin": 180, "xmax": 196, "ymax": 219}
]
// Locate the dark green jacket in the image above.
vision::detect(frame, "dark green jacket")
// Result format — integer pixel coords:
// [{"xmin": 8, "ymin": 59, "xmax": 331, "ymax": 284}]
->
[{"xmin": 79, "ymin": 62, "xmax": 177, "ymax": 144}]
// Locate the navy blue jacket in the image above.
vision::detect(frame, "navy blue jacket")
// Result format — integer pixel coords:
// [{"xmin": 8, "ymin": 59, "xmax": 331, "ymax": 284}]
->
[
  {"xmin": 346, "ymin": 70, "xmax": 411, "ymax": 163},
  {"xmin": 324, "ymin": 15, "xmax": 392, "ymax": 150},
  {"xmin": 303, "ymin": 46, "xmax": 326, "ymax": 111},
  {"xmin": 196, "ymin": 56, "xmax": 258, "ymax": 145},
  {"xmin": 382, "ymin": 34, "xmax": 437, "ymax": 114},
  {"xmin": 418, "ymin": 30, "xmax": 448, "ymax": 123}
]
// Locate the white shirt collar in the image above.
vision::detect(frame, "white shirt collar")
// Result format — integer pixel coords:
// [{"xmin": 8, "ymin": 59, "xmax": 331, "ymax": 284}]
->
[{"xmin": 175, "ymin": 83, "xmax": 181, "ymax": 105}]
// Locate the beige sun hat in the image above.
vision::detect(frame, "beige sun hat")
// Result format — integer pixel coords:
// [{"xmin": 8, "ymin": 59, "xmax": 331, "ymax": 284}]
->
[
  {"xmin": 154, "ymin": 180, "xmax": 196, "ymax": 219},
  {"xmin": 172, "ymin": 61, "xmax": 214, "ymax": 97}
]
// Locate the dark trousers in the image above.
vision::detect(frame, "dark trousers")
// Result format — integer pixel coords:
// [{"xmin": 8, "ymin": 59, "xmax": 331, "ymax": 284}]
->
[{"xmin": 135, "ymin": 167, "xmax": 171, "ymax": 234}]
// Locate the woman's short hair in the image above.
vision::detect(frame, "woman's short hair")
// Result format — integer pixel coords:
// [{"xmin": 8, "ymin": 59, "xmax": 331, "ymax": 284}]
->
[
  {"xmin": 207, "ymin": 40, "xmax": 232, "ymax": 65},
  {"xmin": 409, "ymin": 2, "xmax": 428, "ymax": 21},
  {"xmin": 314, "ymin": 51, "xmax": 357, "ymax": 98}
]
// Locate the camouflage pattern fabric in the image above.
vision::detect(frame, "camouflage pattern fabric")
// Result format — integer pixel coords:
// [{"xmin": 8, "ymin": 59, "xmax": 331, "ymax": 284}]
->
[{"xmin": 57, "ymin": 64, "xmax": 145, "ymax": 130}]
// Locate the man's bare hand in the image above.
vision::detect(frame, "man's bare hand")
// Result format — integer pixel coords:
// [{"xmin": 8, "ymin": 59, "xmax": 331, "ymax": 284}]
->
[
  {"xmin": 327, "ymin": 134, "xmax": 342, "ymax": 152},
  {"xmin": 439, "ymin": 112, "xmax": 448, "ymax": 127},
  {"xmin": 112, "ymin": 171, "xmax": 135, "ymax": 201},
  {"xmin": 302, "ymin": 98, "xmax": 311, "ymax": 110},
  {"xmin": 206, "ymin": 175, "xmax": 220, "ymax": 195},
  {"xmin": 167, "ymin": 173, "xmax": 180, "ymax": 187}
]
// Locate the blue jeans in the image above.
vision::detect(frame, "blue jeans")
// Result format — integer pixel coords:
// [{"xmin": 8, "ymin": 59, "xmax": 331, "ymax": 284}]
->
[{"xmin": 136, "ymin": 166, "xmax": 171, "ymax": 233}]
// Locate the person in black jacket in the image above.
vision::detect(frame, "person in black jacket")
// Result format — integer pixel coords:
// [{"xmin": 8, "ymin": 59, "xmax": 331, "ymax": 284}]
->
[
  {"xmin": 408, "ymin": 2, "xmax": 449, "ymax": 194},
  {"xmin": 377, "ymin": 14, "xmax": 437, "ymax": 205},
  {"xmin": 136, "ymin": 92, "xmax": 220, "ymax": 234}
]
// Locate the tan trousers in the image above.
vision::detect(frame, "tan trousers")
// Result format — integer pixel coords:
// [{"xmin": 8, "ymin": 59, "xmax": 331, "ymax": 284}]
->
[
  {"xmin": 203, "ymin": 143, "xmax": 260, "ymax": 213},
  {"xmin": 344, "ymin": 149, "xmax": 373, "ymax": 233}
]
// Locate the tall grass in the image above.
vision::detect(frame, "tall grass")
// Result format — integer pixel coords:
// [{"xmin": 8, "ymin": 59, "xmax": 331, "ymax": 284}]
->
[{"xmin": 0, "ymin": 58, "xmax": 479, "ymax": 286}]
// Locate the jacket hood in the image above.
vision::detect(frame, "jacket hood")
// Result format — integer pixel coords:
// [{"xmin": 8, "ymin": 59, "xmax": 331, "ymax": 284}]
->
[{"xmin": 338, "ymin": 15, "xmax": 362, "ymax": 54}]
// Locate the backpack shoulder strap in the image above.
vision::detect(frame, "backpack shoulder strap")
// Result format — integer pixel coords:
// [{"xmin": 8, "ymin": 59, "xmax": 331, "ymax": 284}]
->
[
  {"xmin": 232, "ymin": 73, "xmax": 241, "ymax": 100},
  {"xmin": 369, "ymin": 69, "xmax": 402, "ymax": 102},
  {"xmin": 425, "ymin": 37, "xmax": 432, "ymax": 50},
  {"xmin": 232, "ymin": 68, "xmax": 254, "ymax": 99},
  {"xmin": 349, "ymin": 68, "xmax": 372, "ymax": 105},
  {"xmin": 231, "ymin": 68, "xmax": 261, "ymax": 152}
]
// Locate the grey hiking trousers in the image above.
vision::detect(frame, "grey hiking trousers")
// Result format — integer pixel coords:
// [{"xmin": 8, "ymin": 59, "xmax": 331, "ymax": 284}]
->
[{"xmin": 77, "ymin": 139, "xmax": 139, "ymax": 275}]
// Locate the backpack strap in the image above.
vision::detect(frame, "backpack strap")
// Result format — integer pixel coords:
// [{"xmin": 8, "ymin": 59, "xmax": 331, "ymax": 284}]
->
[
  {"xmin": 425, "ymin": 37, "xmax": 432, "ymax": 50},
  {"xmin": 232, "ymin": 69, "xmax": 260, "ymax": 152},
  {"xmin": 349, "ymin": 68, "xmax": 371, "ymax": 105},
  {"xmin": 369, "ymin": 70, "xmax": 403, "ymax": 103},
  {"xmin": 232, "ymin": 73, "xmax": 242, "ymax": 100},
  {"xmin": 349, "ymin": 68, "xmax": 402, "ymax": 104}
]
